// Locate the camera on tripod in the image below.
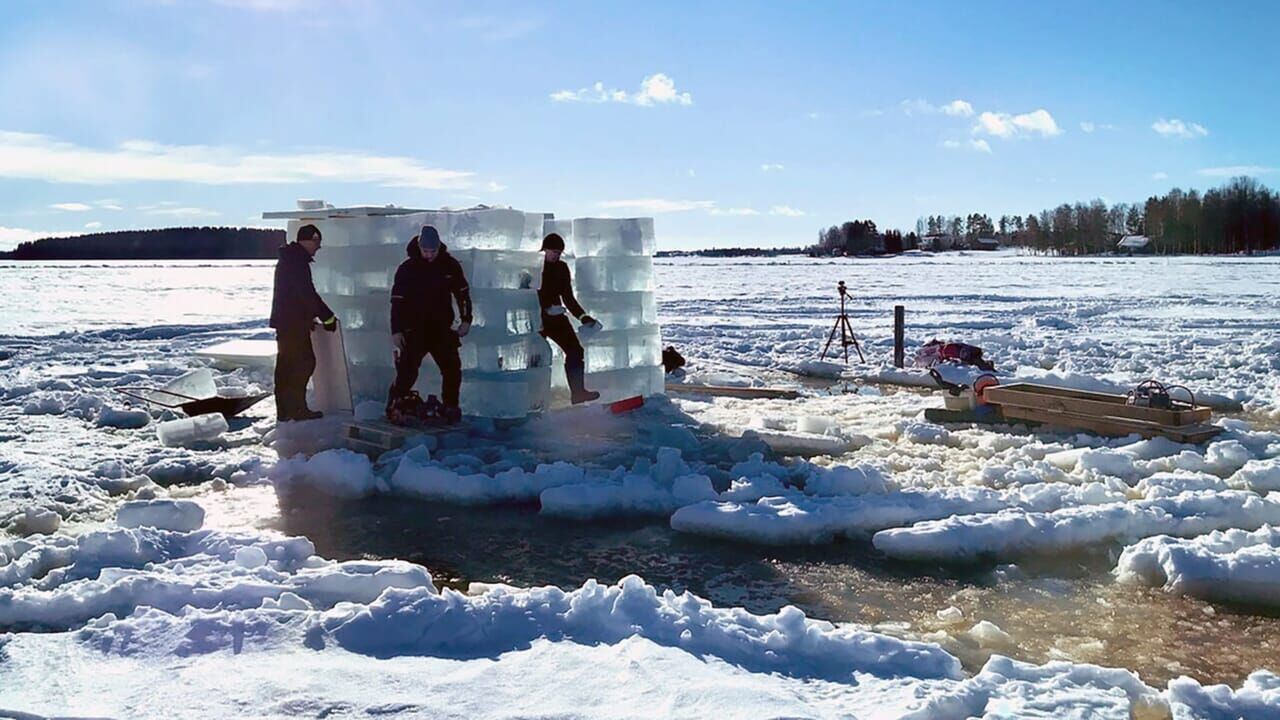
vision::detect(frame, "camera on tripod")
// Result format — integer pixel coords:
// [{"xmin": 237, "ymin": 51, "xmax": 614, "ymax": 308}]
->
[{"xmin": 820, "ymin": 280, "xmax": 865, "ymax": 364}]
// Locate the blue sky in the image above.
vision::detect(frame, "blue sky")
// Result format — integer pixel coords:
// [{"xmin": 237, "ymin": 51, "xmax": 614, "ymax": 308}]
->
[{"xmin": 1, "ymin": 0, "xmax": 1277, "ymax": 250}]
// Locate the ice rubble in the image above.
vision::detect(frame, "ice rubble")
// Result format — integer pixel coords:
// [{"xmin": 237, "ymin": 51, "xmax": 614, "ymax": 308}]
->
[
  {"xmin": 294, "ymin": 206, "xmax": 663, "ymax": 418},
  {"xmin": 872, "ymin": 490, "xmax": 1280, "ymax": 562},
  {"xmin": 1115, "ymin": 525, "xmax": 1280, "ymax": 607},
  {"xmin": 3, "ymin": 507, "xmax": 1277, "ymax": 718}
]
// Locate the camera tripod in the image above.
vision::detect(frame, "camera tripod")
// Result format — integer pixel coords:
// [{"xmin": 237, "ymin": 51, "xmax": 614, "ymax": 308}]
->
[{"xmin": 820, "ymin": 281, "xmax": 865, "ymax": 364}]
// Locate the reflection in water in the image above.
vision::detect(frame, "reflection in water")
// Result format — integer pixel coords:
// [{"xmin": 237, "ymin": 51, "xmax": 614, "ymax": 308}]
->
[{"xmin": 267, "ymin": 490, "xmax": 1280, "ymax": 689}]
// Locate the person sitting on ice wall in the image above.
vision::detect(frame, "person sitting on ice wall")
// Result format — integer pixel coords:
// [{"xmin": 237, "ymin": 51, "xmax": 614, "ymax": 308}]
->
[
  {"xmin": 538, "ymin": 232, "xmax": 600, "ymax": 404},
  {"xmin": 269, "ymin": 223, "xmax": 338, "ymax": 421},
  {"xmin": 386, "ymin": 225, "xmax": 472, "ymax": 424}
]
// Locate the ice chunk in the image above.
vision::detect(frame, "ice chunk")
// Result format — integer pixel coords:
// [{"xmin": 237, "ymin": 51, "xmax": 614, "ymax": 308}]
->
[
  {"xmin": 460, "ymin": 368, "xmax": 552, "ymax": 418},
  {"xmin": 575, "ymin": 291, "xmax": 658, "ymax": 329},
  {"xmin": 155, "ymin": 413, "xmax": 228, "ymax": 447},
  {"xmin": 463, "ymin": 334, "xmax": 551, "ymax": 373},
  {"xmin": 583, "ymin": 365, "xmax": 664, "ymax": 404},
  {"xmin": 162, "ymin": 368, "xmax": 217, "ymax": 401},
  {"xmin": 116, "ymin": 499, "xmax": 205, "ymax": 532},
  {"xmin": 570, "ymin": 217, "xmax": 655, "ymax": 257},
  {"xmin": 462, "ymin": 249, "xmax": 543, "ymax": 290},
  {"xmin": 470, "ymin": 289, "xmax": 541, "ymax": 336},
  {"xmin": 572, "ymin": 256, "xmax": 656, "ymax": 292}
]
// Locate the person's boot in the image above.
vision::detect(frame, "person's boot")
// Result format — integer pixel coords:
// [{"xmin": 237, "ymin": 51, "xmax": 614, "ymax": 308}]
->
[
  {"xmin": 566, "ymin": 365, "xmax": 600, "ymax": 405},
  {"xmin": 440, "ymin": 404, "xmax": 462, "ymax": 425},
  {"xmin": 295, "ymin": 408, "xmax": 323, "ymax": 421}
]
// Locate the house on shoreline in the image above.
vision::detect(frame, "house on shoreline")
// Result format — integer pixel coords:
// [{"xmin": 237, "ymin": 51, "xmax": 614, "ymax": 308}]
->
[{"xmin": 1116, "ymin": 235, "xmax": 1154, "ymax": 255}]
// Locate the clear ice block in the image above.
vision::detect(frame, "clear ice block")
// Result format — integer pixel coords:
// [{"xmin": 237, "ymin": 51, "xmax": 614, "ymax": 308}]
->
[
  {"xmin": 571, "ymin": 218, "xmax": 655, "ymax": 257},
  {"xmin": 571, "ymin": 256, "xmax": 655, "ymax": 293}
]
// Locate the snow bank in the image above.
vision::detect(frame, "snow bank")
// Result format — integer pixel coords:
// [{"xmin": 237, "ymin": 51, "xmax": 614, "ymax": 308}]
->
[
  {"xmin": 1115, "ymin": 525, "xmax": 1280, "ymax": 607},
  {"xmin": 1232, "ymin": 458, "xmax": 1280, "ymax": 493},
  {"xmin": 391, "ymin": 448, "xmax": 585, "ymax": 505},
  {"xmin": 0, "ymin": 524, "xmax": 430, "ymax": 630},
  {"xmin": 1167, "ymin": 670, "xmax": 1280, "ymax": 720},
  {"xmin": 873, "ymin": 491, "xmax": 1280, "ymax": 562}
]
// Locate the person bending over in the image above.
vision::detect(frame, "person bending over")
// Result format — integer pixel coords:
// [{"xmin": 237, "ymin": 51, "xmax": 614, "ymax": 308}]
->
[
  {"xmin": 537, "ymin": 232, "xmax": 599, "ymax": 404},
  {"xmin": 387, "ymin": 225, "xmax": 471, "ymax": 424},
  {"xmin": 269, "ymin": 223, "xmax": 337, "ymax": 421}
]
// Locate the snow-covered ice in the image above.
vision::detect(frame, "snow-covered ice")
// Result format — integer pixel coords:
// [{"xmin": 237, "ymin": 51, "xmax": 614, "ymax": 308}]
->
[{"xmin": 4, "ymin": 254, "xmax": 1280, "ymax": 718}]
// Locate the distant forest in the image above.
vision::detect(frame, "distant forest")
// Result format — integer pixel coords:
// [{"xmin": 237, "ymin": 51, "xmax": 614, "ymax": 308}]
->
[
  {"xmin": 916, "ymin": 176, "xmax": 1280, "ymax": 256},
  {"xmin": 2, "ymin": 227, "xmax": 286, "ymax": 260}
]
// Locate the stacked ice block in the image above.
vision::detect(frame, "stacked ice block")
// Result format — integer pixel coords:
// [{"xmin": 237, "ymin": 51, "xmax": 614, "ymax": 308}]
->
[
  {"xmin": 567, "ymin": 218, "xmax": 665, "ymax": 404},
  {"xmin": 284, "ymin": 205, "xmax": 662, "ymax": 418}
]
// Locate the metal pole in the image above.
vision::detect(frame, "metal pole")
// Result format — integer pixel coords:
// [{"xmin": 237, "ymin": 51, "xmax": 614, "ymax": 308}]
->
[{"xmin": 893, "ymin": 305, "xmax": 905, "ymax": 368}]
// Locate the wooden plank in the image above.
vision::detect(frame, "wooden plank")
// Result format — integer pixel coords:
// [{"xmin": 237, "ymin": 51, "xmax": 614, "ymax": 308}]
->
[
  {"xmin": 985, "ymin": 383, "xmax": 1211, "ymax": 426},
  {"xmin": 665, "ymin": 382, "xmax": 800, "ymax": 400},
  {"xmin": 999, "ymin": 405, "xmax": 1221, "ymax": 444},
  {"xmin": 923, "ymin": 406, "xmax": 1035, "ymax": 426}
]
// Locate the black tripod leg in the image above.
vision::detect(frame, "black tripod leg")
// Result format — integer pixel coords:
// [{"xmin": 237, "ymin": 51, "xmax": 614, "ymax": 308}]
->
[
  {"xmin": 842, "ymin": 316, "xmax": 866, "ymax": 362},
  {"xmin": 820, "ymin": 318, "xmax": 840, "ymax": 360}
]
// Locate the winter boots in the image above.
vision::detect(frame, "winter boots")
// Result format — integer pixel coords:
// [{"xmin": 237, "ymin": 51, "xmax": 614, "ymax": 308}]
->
[
  {"xmin": 386, "ymin": 390, "xmax": 461, "ymax": 426},
  {"xmin": 565, "ymin": 363, "xmax": 599, "ymax": 405}
]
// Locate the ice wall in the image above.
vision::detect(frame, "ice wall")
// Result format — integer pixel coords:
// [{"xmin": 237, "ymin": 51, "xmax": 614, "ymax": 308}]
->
[{"xmin": 291, "ymin": 207, "xmax": 662, "ymax": 418}]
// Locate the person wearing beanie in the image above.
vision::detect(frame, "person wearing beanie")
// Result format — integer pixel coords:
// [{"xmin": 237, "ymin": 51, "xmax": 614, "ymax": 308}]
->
[
  {"xmin": 387, "ymin": 225, "xmax": 472, "ymax": 423},
  {"xmin": 269, "ymin": 223, "xmax": 338, "ymax": 422},
  {"xmin": 537, "ymin": 232, "xmax": 600, "ymax": 404}
]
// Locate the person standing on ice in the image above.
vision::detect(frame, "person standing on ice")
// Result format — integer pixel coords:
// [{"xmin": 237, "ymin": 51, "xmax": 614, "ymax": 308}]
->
[
  {"xmin": 387, "ymin": 225, "xmax": 472, "ymax": 424},
  {"xmin": 269, "ymin": 224, "xmax": 337, "ymax": 421},
  {"xmin": 538, "ymin": 233, "xmax": 600, "ymax": 404}
]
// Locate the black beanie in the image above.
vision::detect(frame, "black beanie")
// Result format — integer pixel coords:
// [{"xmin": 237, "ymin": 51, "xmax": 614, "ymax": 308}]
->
[
  {"xmin": 297, "ymin": 224, "xmax": 321, "ymax": 243},
  {"xmin": 541, "ymin": 232, "xmax": 565, "ymax": 251},
  {"xmin": 420, "ymin": 225, "xmax": 442, "ymax": 251}
]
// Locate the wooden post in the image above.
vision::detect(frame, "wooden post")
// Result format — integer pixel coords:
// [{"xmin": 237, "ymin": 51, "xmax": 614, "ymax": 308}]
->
[{"xmin": 893, "ymin": 305, "xmax": 905, "ymax": 368}]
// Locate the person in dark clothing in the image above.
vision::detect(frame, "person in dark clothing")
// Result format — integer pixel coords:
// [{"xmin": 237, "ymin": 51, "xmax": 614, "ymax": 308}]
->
[
  {"xmin": 269, "ymin": 224, "xmax": 337, "ymax": 421},
  {"xmin": 387, "ymin": 225, "xmax": 472, "ymax": 423},
  {"xmin": 538, "ymin": 233, "xmax": 600, "ymax": 404}
]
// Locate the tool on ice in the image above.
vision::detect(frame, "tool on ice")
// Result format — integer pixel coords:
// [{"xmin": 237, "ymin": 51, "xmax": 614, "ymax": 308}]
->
[
  {"xmin": 115, "ymin": 369, "xmax": 268, "ymax": 419},
  {"xmin": 819, "ymin": 281, "xmax": 865, "ymax": 364}
]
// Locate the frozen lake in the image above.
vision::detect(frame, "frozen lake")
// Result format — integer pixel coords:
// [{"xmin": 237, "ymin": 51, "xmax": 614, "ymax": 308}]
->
[{"xmin": 3, "ymin": 252, "xmax": 1280, "ymax": 716}]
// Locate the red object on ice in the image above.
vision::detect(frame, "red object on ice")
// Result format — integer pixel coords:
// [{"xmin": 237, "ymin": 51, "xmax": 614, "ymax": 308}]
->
[{"xmin": 609, "ymin": 395, "xmax": 645, "ymax": 414}]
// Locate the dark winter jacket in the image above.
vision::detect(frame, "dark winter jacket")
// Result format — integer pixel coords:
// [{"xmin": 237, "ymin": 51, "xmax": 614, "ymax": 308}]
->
[
  {"xmin": 390, "ymin": 240, "xmax": 472, "ymax": 335},
  {"xmin": 538, "ymin": 259, "xmax": 585, "ymax": 319},
  {"xmin": 269, "ymin": 242, "xmax": 334, "ymax": 331}
]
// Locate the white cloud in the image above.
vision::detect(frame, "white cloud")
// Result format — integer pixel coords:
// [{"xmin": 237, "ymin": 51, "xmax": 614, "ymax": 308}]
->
[
  {"xmin": 807, "ymin": 112, "xmax": 824, "ymax": 120},
  {"xmin": 485, "ymin": 181, "xmax": 507, "ymax": 192},
  {"xmin": 973, "ymin": 109, "xmax": 1061, "ymax": 138},
  {"xmin": 687, "ymin": 169, "xmax": 696, "ymax": 177},
  {"xmin": 138, "ymin": 204, "xmax": 221, "ymax": 219},
  {"xmin": 550, "ymin": 73, "xmax": 692, "ymax": 106},
  {"xmin": 0, "ymin": 226, "xmax": 74, "ymax": 251},
  {"xmin": 709, "ymin": 207, "xmax": 759, "ymax": 216},
  {"xmin": 0, "ymin": 130, "xmax": 474, "ymax": 188},
  {"xmin": 50, "ymin": 202, "xmax": 92, "ymax": 211},
  {"xmin": 1152, "ymin": 171, "xmax": 1169, "ymax": 180},
  {"xmin": 1080, "ymin": 121, "xmax": 1096, "ymax": 133},
  {"xmin": 597, "ymin": 198, "xmax": 714, "ymax": 214},
  {"xmin": 970, "ymin": 138, "xmax": 992, "ymax": 153},
  {"xmin": 95, "ymin": 200, "xmax": 124, "ymax": 210},
  {"xmin": 1197, "ymin": 165, "xmax": 1276, "ymax": 177},
  {"xmin": 84, "ymin": 221, "xmax": 103, "ymax": 229},
  {"xmin": 760, "ymin": 163, "xmax": 784, "ymax": 172},
  {"xmin": 455, "ymin": 16, "xmax": 543, "ymax": 42},
  {"xmin": 901, "ymin": 99, "xmax": 974, "ymax": 117},
  {"xmin": 1153, "ymin": 118, "xmax": 1208, "ymax": 139},
  {"xmin": 769, "ymin": 205, "xmax": 805, "ymax": 217}
]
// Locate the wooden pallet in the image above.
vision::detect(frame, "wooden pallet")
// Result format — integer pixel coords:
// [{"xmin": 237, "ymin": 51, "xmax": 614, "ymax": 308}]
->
[
  {"xmin": 984, "ymin": 383, "xmax": 1211, "ymax": 426},
  {"xmin": 665, "ymin": 382, "xmax": 801, "ymax": 400},
  {"xmin": 997, "ymin": 405, "xmax": 1221, "ymax": 444},
  {"xmin": 342, "ymin": 419, "xmax": 454, "ymax": 455},
  {"xmin": 983, "ymin": 383, "xmax": 1220, "ymax": 444}
]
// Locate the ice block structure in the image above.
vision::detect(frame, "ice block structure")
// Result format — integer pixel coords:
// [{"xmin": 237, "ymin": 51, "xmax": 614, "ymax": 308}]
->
[
  {"xmin": 562, "ymin": 218, "xmax": 664, "ymax": 404},
  {"xmin": 262, "ymin": 203, "xmax": 664, "ymax": 418}
]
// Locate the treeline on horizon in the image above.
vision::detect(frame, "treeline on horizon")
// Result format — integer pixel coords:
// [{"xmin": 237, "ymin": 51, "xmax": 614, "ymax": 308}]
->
[
  {"xmin": 916, "ymin": 176, "xmax": 1280, "ymax": 256},
  {"xmin": 2, "ymin": 227, "xmax": 287, "ymax": 260}
]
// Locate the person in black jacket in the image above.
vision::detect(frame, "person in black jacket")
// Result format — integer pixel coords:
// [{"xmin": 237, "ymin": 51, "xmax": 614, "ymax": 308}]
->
[
  {"xmin": 538, "ymin": 233, "xmax": 599, "ymax": 404},
  {"xmin": 269, "ymin": 224, "xmax": 337, "ymax": 421},
  {"xmin": 387, "ymin": 225, "xmax": 472, "ymax": 422}
]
